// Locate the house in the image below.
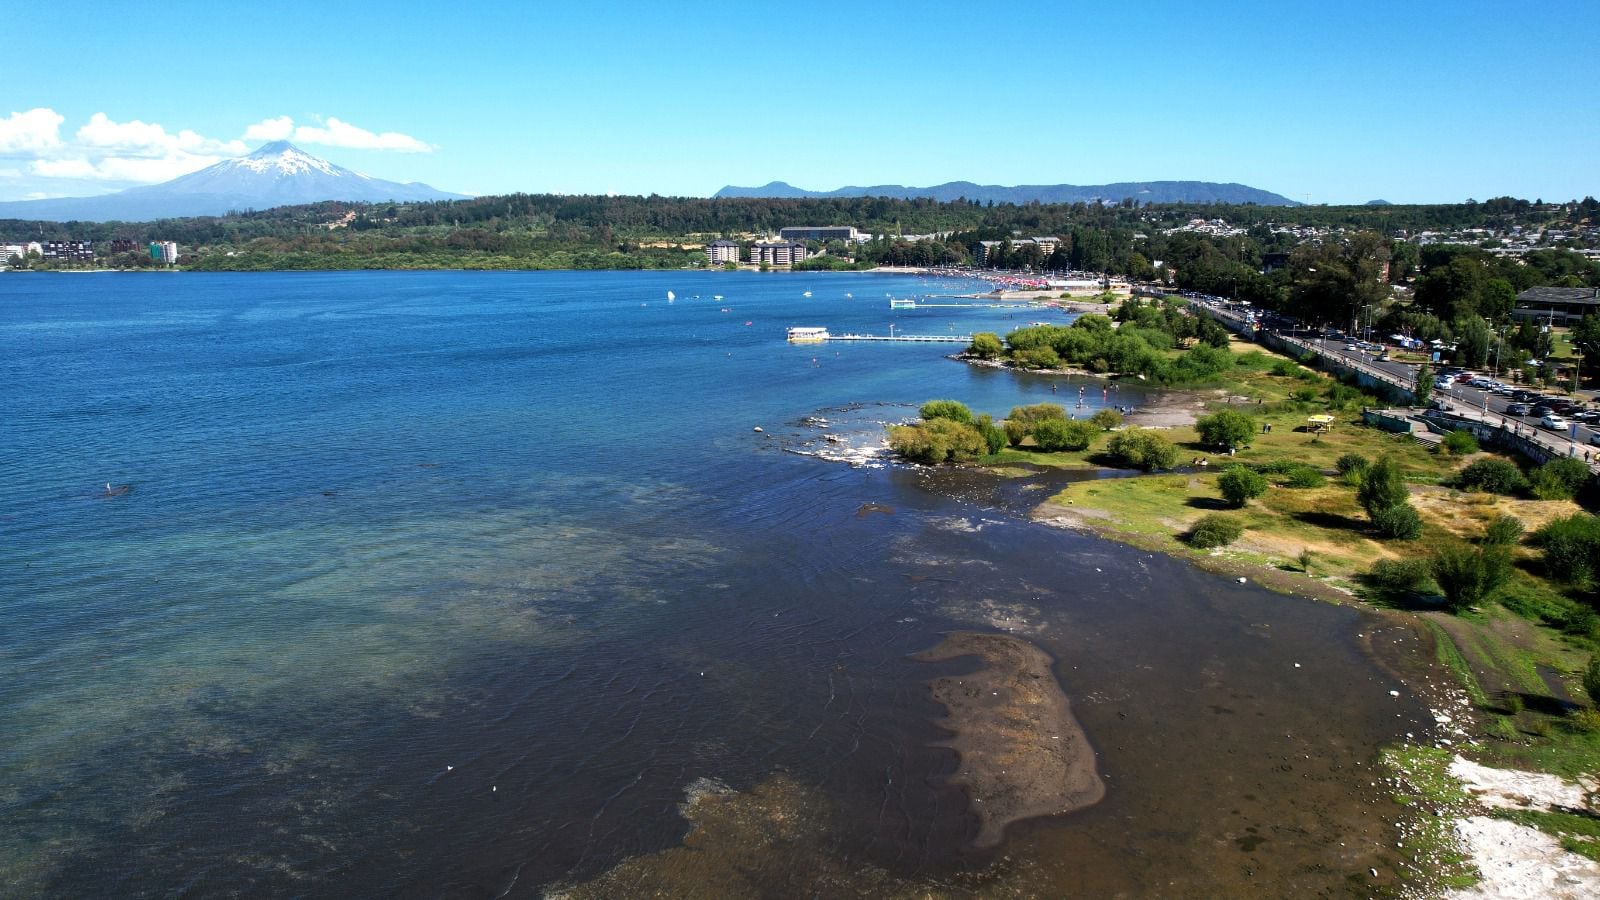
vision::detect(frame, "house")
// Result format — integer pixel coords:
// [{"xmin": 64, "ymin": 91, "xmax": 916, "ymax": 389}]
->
[{"xmin": 1510, "ymin": 287, "xmax": 1600, "ymax": 326}]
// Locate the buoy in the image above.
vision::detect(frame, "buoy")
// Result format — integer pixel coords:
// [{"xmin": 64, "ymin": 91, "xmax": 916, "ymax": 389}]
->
[{"xmin": 753, "ymin": 426, "xmax": 763, "ymax": 433}]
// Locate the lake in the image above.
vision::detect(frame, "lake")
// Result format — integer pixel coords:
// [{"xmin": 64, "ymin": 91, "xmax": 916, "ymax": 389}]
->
[{"xmin": 0, "ymin": 270, "xmax": 1429, "ymax": 896}]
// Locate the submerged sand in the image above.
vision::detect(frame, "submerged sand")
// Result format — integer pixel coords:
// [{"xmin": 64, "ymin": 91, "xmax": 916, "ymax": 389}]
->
[{"xmin": 913, "ymin": 631, "xmax": 1104, "ymax": 847}]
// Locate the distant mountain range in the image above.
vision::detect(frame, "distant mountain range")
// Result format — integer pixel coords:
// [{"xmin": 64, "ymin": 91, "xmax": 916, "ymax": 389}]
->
[
  {"xmin": 0, "ymin": 142, "xmax": 467, "ymax": 222},
  {"xmin": 714, "ymin": 180, "xmax": 1299, "ymax": 206}
]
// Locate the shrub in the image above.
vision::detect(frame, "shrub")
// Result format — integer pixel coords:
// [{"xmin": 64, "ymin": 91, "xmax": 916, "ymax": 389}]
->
[
  {"xmin": 1032, "ymin": 418, "xmax": 1097, "ymax": 452},
  {"xmin": 968, "ymin": 332, "xmax": 1003, "ymax": 359},
  {"xmin": 1283, "ymin": 465, "xmax": 1326, "ymax": 488},
  {"xmin": 1358, "ymin": 456, "xmax": 1411, "ymax": 519},
  {"xmin": 1089, "ymin": 408, "xmax": 1123, "ymax": 431},
  {"xmin": 1531, "ymin": 457, "xmax": 1591, "ymax": 501},
  {"xmin": 1105, "ymin": 429, "xmax": 1178, "ymax": 471},
  {"xmin": 1372, "ymin": 503, "xmax": 1424, "ymax": 540},
  {"xmin": 1456, "ymin": 458, "xmax": 1527, "ymax": 495},
  {"xmin": 1218, "ymin": 464, "xmax": 1268, "ymax": 507},
  {"xmin": 1195, "ymin": 409, "xmax": 1256, "ymax": 450},
  {"xmin": 1290, "ymin": 387, "xmax": 1319, "ymax": 402},
  {"xmin": 1431, "ymin": 543, "xmax": 1512, "ymax": 613},
  {"xmin": 1335, "ymin": 453, "xmax": 1371, "ymax": 476},
  {"xmin": 975, "ymin": 414, "xmax": 1006, "ymax": 455},
  {"xmin": 919, "ymin": 399, "xmax": 973, "ymax": 425},
  {"xmin": 887, "ymin": 418, "xmax": 985, "ymax": 463},
  {"xmin": 1568, "ymin": 709, "xmax": 1600, "ymax": 734},
  {"xmin": 1585, "ymin": 656, "xmax": 1600, "ymax": 707},
  {"xmin": 1326, "ymin": 383, "xmax": 1361, "ymax": 410},
  {"xmin": 1256, "ymin": 458, "xmax": 1299, "ymax": 475},
  {"xmin": 1003, "ymin": 403, "xmax": 1066, "ymax": 447},
  {"xmin": 1531, "ymin": 513, "xmax": 1600, "ymax": 587},
  {"xmin": 1270, "ymin": 359, "xmax": 1300, "ymax": 377},
  {"xmin": 1482, "ymin": 515, "xmax": 1524, "ymax": 546},
  {"xmin": 1013, "ymin": 347, "xmax": 1061, "ymax": 369},
  {"xmin": 1187, "ymin": 513, "xmax": 1244, "ymax": 548},
  {"xmin": 1368, "ymin": 558, "xmax": 1436, "ymax": 594},
  {"xmin": 1441, "ymin": 430, "xmax": 1480, "ymax": 455}
]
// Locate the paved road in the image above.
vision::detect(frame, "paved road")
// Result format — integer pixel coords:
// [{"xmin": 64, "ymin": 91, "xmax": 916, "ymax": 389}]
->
[{"xmin": 1182, "ymin": 294, "xmax": 1600, "ymax": 467}]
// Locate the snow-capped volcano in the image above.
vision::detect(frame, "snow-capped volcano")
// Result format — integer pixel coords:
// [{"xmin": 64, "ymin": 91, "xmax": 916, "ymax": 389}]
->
[{"xmin": 0, "ymin": 141, "xmax": 467, "ymax": 222}]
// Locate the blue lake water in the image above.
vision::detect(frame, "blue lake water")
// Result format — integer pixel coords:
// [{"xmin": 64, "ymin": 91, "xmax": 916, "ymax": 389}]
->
[{"xmin": 1, "ymin": 270, "xmax": 1430, "ymax": 896}]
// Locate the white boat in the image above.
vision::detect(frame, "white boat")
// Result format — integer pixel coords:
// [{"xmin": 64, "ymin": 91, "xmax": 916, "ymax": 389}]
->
[
  {"xmin": 787, "ymin": 327, "xmax": 829, "ymax": 343},
  {"xmin": 667, "ymin": 290, "xmax": 675, "ymax": 302},
  {"xmin": 803, "ymin": 291, "xmax": 812, "ymax": 297},
  {"xmin": 713, "ymin": 295, "xmax": 724, "ymax": 300}
]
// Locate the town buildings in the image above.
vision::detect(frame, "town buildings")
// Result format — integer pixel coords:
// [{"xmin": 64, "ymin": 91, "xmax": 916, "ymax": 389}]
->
[
  {"xmin": 778, "ymin": 226, "xmax": 860, "ymax": 243},
  {"xmin": 150, "ymin": 241, "xmax": 178, "ymax": 265},
  {"xmin": 705, "ymin": 239, "xmax": 740, "ymax": 265},
  {"xmin": 749, "ymin": 240, "xmax": 808, "ymax": 267}
]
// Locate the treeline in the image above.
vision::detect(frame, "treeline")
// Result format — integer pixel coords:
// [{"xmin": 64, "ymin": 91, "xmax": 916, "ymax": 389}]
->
[{"xmin": 967, "ymin": 296, "xmax": 1236, "ymax": 383}]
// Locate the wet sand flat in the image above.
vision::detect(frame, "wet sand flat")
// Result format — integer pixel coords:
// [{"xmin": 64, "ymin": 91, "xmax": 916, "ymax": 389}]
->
[{"xmin": 914, "ymin": 631, "xmax": 1104, "ymax": 847}]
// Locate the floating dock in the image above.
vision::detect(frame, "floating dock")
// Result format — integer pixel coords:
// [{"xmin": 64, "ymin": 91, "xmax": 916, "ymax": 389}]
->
[{"xmin": 826, "ymin": 332, "xmax": 973, "ymax": 343}]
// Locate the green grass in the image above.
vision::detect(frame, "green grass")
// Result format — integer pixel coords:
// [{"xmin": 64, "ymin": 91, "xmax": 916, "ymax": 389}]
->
[
  {"xmin": 1426, "ymin": 621, "xmax": 1490, "ymax": 707},
  {"xmin": 1381, "ymin": 745, "xmax": 1480, "ymax": 891},
  {"xmin": 1490, "ymin": 808, "xmax": 1600, "ymax": 863}
]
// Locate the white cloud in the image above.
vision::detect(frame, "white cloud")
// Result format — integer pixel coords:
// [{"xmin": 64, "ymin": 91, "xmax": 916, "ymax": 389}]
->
[
  {"xmin": 291, "ymin": 116, "xmax": 433, "ymax": 152},
  {"xmin": 0, "ymin": 108, "xmax": 65, "ymax": 155},
  {"xmin": 30, "ymin": 154, "xmax": 227, "ymax": 182},
  {"xmin": 243, "ymin": 115, "xmax": 295, "ymax": 142},
  {"xmin": 76, "ymin": 112, "xmax": 246, "ymax": 157},
  {"xmin": 0, "ymin": 167, "xmax": 21, "ymax": 177}
]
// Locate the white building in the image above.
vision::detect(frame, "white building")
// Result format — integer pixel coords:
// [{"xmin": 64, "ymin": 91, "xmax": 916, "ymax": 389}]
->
[
  {"xmin": 750, "ymin": 241, "xmax": 807, "ymax": 267},
  {"xmin": 706, "ymin": 239, "xmax": 740, "ymax": 265}
]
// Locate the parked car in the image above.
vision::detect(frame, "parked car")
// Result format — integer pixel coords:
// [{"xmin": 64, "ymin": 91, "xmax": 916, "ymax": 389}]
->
[
  {"xmin": 1511, "ymin": 390, "xmax": 1539, "ymax": 402},
  {"xmin": 1541, "ymin": 414, "xmax": 1571, "ymax": 431}
]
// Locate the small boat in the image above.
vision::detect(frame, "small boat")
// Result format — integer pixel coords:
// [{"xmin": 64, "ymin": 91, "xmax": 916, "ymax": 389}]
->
[
  {"xmin": 803, "ymin": 291, "xmax": 812, "ymax": 298},
  {"xmin": 713, "ymin": 295, "xmax": 724, "ymax": 301},
  {"xmin": 667, "ymin": 290, "xmax": 675, "ymax": 302}
]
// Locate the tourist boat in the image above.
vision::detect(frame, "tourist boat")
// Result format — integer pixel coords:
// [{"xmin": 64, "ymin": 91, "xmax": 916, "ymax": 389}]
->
[{"xmin": 786, "ymin": 327, "xmax": 829, "ymax": 343}]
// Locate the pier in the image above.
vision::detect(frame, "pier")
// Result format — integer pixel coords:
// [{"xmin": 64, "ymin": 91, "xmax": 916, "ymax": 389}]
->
[{"xmin": 827, "ymin": 332, "xmax": 972, "ymax": 343}]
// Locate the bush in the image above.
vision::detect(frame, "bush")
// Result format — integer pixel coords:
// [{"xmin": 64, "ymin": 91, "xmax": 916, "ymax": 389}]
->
[
  {"xmin": 1368, "ymin": 558, "xmax": 1436, "ymax": 594},
  {"xmin": 1105, "ymin": 429, "xmax": 1178, "ymax": 471},
  {"xmin": 975, "ymin": 414, "xmax": 1006, "ymax": 455},
  {"xmin": 1432, "ymin": 543, "xmax": 1513, "ymax": 613},
  {"xmin": 1013, "ymin": 347, "xmax": 1061, "ymax": 369},
  {"xmin": 1585, "ymin": 656, "xmax": 1600, "ymax": 707},
  {"xmin": 1482, "ymin": 514, "xmax": 1524, "ymax": 546},
  {"xmin": 1358, "ymin": 456, "xmax": 1411, "ymax": 519},
  {"xmin": 1218, "ymin": 464, "xmax": 1268, "ymax": 508},
  {"xmin": 1003, "ymin": 403, "xmax": 1066, "ymax": 447},
  {"xmin": 1187, "ymin": 513, "xmax": 1244, "ymax": 548},
  {"xmin": 1032, "ymin": 418, "xmax": 1097, "ymax": 452},
  {"xmin": 1456, "ymin": 458, "xmax": 1527, "ymax": 495},
  {"xmin": 1283, "ymin": 465, "xmax": 1326, "ymax": 488},
  {"xmin": 888, "ymin": 418, "xmax": 985, "ymax": 463},
  {"xmin": 1441, "ymin": 430, "xmax": 1480, "ymax": 455},
  {"xmin": 1089, "ymin": 408, "xmax": 1123, "ymax": 431},
  {"xmin": 968, "ymin": 332, "xmax": 1003, "ymax": 359},
  {"xmin": 919, "ymin": 399, "xmax": 973, "ymax": 425},
  {"xmin": 1531, "ymin": 457, "xmax": 1591, "ymax": 501},
  {"xmin": 1335, "ymin": 453, "xmax": 1371, "ymax": 476},
  {"xmin": 1270, "ymin": 359, "xmax": 1300, "ymax": 377},
  {"xmin": 1195, "ymin": 409, "xmax": 1256, "ymax": 450},
  {"xmin": 1372, "ymin": 503, "xmax": 1424, "ymax": 540},
  {"xmin": 1290, "ymin": 386, "xmax": 1319, "ymax": 402},
  {"xmin": 1531, "ymin": 513, "xmax": 1600, "ymax": 587}
]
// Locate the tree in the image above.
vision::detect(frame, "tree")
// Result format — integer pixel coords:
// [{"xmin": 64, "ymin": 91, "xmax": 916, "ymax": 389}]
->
[
  {"xmin": 1003, "ymin": 403, "xmax": 1066, "ymax": 446},
  {"xmin": 1453, "ymin": 316, "xmax": 1490, "ymax": 369},
  {"xmin": 1431, "ymin": 544, "xmax": 1512, "ymax": 613},
  {"xmin": 1218, "ymin": 465, "xmax": 1268, "ymax": 507},
  {"xmin": 968, "ymin": 332, "xmax": 1003, "ymax": 359},
  {"xmin": 1195, "ymin": 409, "xmax": 1256, "ymax": 450},
  {"xmin": 1372, "ymin": 503, "xmax": 1424, "ymax": 540},
  {"xmin": 1414, "ymin": 363, "xmax": 1433, "ymax": 407},
  {"xmin": 919, "ymin": 399, "xmax": 973, "ymax": 425},
  {"xmin": 888, "ymin": 418, "xmax": 985, "ymax": 463},
  {"xmin": 1089, "ymin": 408, "xmax": 1123, "ymax": 431},
  {"xmin": 1105, "ymin": 429, "xmax": 1178, "ymax": 471},
  {"xmin": 1571, "ymin": 315, "xmax": 1600, "ymax": 364},
  {"xmin": 1188, "ymin": 514, "xmax": 1244, "ymax": 548},
  {"xmin": 1032, "ymin": 418, "xmax": 1097, "ymax": 452},
  {"xmin": 1359, "ymin": 455, "xmax": 1409, "ymax": 514}
]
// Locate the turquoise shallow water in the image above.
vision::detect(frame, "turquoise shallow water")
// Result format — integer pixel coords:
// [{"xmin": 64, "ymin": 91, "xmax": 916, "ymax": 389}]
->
[{"xmin": 1, "ymin": 271, "xmax": 1427, "ymax": 896}]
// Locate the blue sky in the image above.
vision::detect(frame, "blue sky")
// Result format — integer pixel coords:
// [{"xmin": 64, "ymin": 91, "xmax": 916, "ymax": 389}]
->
[{"xmin": 3, "ymin": 0, "xmax": 1595, "ymax": 205}]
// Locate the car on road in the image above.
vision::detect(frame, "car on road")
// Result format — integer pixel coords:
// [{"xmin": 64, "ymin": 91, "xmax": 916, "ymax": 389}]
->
[
  {"xmin": 1541, "ymin": 414, "xmax": 1571, "ymax": 431},
  {"xmin": 1506, "ymin": 403, "xmax": 1531, "ymax": 416}
]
